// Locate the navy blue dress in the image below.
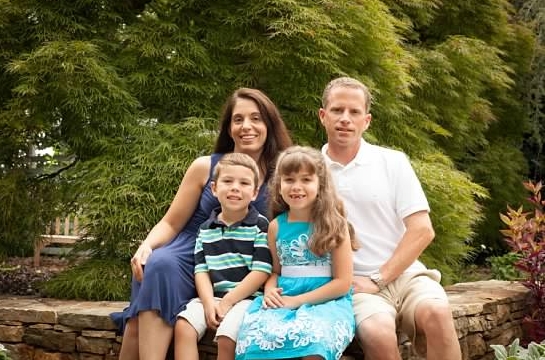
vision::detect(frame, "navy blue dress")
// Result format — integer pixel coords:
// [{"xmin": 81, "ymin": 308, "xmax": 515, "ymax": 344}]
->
[{"xmin": 110, "ymin": 153, "xmax": 269, "ymax": 332}]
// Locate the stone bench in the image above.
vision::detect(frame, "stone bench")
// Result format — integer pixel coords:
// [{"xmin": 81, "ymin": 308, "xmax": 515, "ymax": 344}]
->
[{"xmin": 0, "ymin": 280, "xmax": 530, "ymax": 360}]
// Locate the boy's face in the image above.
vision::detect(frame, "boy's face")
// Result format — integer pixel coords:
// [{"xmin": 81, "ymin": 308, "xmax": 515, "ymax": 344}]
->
[{"xmin": 211, "ymin": 165, "xmax": 258, "ymax": 213}]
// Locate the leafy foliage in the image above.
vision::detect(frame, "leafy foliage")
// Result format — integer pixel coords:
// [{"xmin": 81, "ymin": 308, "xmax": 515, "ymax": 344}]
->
[
  {"xmin": 500, "ymin": 181, "xmax": 545, "ymax": 343},
  {"xmin": 71, "ymin": 118, "xmax": 215, "ymax": 260},
  {"xmin": 0, "ymin": 0, "xmax": 542, "ymax": 297},
  {"xmin": 412, "ymin": 152, "xmax": 487, "ymax": 283},
  {"xmin": 41, "ymin": 259, "xmax": 131, "ymax": 301},
  {"xmin": 0, "ymin": 344, "xmax": 11, "ymax": 360},
  {"xmin": 488, "ymin": 252, "xmax": 524, "ymax": 281},
  {"xmin": 491, "ymin": 338, "xmax": 545, "ymax": 360}
]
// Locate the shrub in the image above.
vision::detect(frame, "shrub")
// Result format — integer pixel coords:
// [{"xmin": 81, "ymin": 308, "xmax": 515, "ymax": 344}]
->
[
  {"xmin": 0, "ymin": 344, "xmax": 11, "ymax": 360},
  {"xmin": 491, "ymin": 338, "xmax": 545, "ymax": 359},
  {"xmin": 500, "ymin": 180, "xmax": 545, "ymax": 343},
  {"xmin": 487, "ymin": 252, "xmax": 524, "ymax": 281},
  {"xmin": 41, "ymin": 259, "xmax": 130, "ymax": 301}
]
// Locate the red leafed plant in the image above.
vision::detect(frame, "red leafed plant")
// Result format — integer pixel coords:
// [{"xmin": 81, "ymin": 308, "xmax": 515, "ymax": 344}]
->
[{"xmin": 500, "ymin": 180, "xmax": 545, "ymax": 344}]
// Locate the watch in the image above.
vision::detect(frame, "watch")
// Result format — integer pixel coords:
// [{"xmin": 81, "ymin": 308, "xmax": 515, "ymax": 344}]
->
[{"xmin": 369, "ymin": 271, "xmax": 386, "ymax": 291}]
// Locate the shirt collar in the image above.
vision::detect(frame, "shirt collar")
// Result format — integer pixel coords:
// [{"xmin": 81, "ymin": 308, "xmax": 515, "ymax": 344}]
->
[
  {"xmin": 205, "ymin": 204, "xmax": 260, "ymax": 229},
  {"xmin": 321, "ymin": 138, "xmax": 372, "ymax": 167}
]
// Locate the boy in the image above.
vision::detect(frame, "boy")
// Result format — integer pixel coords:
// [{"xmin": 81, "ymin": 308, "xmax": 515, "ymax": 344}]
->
[{"xmin": 174, "ymin": 153, "xmax": 272, "ymax": 360}]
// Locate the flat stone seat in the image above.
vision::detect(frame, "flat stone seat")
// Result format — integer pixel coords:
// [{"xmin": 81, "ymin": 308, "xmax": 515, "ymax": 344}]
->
[{"xmin": 0, "ymin": 280, "xmax": 530, "ymax": 360}]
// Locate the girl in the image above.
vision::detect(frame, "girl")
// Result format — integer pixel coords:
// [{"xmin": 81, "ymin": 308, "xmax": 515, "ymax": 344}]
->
[{"xmin": 235, "ymin": 146, "xmax": 356, "ymax": 360}]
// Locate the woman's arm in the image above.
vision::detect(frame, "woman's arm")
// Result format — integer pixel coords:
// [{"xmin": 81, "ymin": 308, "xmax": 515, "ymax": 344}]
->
[
  {"xmin": 131, "ymin": 156, "xmax": 211, "ymax": 281},
  {"xmin": 284, "ymin": 228, "xmax": 353, "ymax": 308}
]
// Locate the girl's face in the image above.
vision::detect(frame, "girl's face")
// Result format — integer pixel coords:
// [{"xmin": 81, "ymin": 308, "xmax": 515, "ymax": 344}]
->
[
  {"xmin": 229, "ymin": 98, "xmax": 268, "ymax": 159},
  {"xmin": 280, "ymin": 168, "xmax": 319, "ymax": 213}
]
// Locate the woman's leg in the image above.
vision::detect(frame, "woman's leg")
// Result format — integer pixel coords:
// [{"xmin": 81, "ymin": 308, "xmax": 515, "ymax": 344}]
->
[
  {"xmin": 138, "ymin": 310, "xmax": 174, "ymax": 360},
  {"xmin": 118, "ymin": 318, "xmax": 139, "ymax": 360}
]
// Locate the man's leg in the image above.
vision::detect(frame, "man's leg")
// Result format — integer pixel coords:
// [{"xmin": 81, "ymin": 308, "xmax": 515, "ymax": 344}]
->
[
  {"xmin": 353, "ymin": 292, "xmax": 400, "ymax": 360},
  {"xmin": 414, "ymin": 299, "xmax": 461, "ymax": 360},
  {"xmin": 357, "ymin": 313, "xmax": 401, "ymax": 360},
  {"xmin": 397, "ymin": 270, "xmax": 461, "ymax": 360}
]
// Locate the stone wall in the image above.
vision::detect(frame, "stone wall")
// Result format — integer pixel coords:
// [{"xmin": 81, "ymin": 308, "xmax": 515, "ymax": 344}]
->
[{"xmin": 0, "ymin": 280, "xmax": 530, "ymax": 360}]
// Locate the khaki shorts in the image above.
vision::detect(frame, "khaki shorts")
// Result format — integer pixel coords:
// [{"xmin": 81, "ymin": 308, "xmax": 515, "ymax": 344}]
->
[
  {"xmin": 352, "ymin": 269, "xmax": 448, "ymax": 343},
  {"xmin": 177, "ymin": 298, "xmax": 252, "ymax": 342}
]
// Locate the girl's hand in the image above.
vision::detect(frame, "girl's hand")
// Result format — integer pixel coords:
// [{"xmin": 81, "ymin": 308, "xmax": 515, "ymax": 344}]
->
[
  {"xmin": 352, "ymin": 275, "xmax": 380, "ymax": 294},
  {"xmin": 216, "ymin": 299, "xmax": 234, "ymax": 321},
  {"xmin": 131, "ymin": 243, "xmax": 153, "ymax": 282},
  {"xmin": 278, "ymin": 295, "xmax": 302, "ymax": 309},
  {"xmin": 262, "ymin": 287, "xmax": 284, "ymax": 308}
]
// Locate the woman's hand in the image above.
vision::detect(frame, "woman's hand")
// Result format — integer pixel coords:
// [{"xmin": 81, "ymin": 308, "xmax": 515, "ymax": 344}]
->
[
  {"xmin": 262, "ymin": 287, "xmax": 284, "ymax": 308},
  {"xmin": 131, "ymin": 243, "xmax": 153, "ymax": 282}
]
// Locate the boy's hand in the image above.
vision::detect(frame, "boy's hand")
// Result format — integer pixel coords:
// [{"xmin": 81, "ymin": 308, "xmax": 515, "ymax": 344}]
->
[
  {"xmin": 263, "ymin": 287, "xmax": 283, "ymax": 308},
  {"xmin": 204, "ymin": 304, "xmax": 220, "ymax": 330}
]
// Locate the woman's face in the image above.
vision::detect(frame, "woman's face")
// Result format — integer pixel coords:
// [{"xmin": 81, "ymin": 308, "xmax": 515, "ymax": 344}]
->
[{"xmin": 230, "ymin": 98, "xmax": 268, "ymax": 158}]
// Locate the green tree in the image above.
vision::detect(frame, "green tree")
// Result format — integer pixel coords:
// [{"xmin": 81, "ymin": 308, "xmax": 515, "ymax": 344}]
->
[{"xmin": 1, "ymin": 0, "xmax": 539, "ymax": 298}]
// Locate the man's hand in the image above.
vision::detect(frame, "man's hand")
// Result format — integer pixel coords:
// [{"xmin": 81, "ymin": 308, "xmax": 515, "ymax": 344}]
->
[
  {"xmin": 131, "ymin": 243, "xmax": 153, "ymax": 282},
  {"xmin": 262, "ymin": 287, "xmax": 284, "ymax": 308},
  {"xmin": 352, "ymin": 275, "xmax": 380, "ymax": 294}
]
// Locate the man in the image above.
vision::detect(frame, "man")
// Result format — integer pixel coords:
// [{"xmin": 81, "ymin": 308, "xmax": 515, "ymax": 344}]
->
[{"xmin": 319, "ymin": 77, "xmax": 461, "ymax": 360}]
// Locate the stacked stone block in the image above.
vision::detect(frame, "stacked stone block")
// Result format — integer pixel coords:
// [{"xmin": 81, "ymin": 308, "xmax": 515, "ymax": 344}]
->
[{"xmin": 0, "ymin": 280, "xmax": 530, "ymax": 360}]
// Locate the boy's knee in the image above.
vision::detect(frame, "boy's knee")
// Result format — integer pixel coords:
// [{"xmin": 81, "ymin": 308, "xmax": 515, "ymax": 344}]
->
[
  {"xmin": 217, "ymin": 335, "xmax": 235, "ymax": 352},
  {"xmin": 175, "ymin": 318, "xmax": 198, "ymax": 341}
]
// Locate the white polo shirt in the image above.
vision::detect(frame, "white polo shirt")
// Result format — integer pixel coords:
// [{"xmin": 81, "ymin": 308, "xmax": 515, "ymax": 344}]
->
[{"xmin": 322, "ymin": 139, "xmax": 430, "ymax": 275}]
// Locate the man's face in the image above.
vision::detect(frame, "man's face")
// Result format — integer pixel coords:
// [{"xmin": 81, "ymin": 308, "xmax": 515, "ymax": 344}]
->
[{"xmin": 319, "ymin": 86, "xmax": 372, "ymax": 148}]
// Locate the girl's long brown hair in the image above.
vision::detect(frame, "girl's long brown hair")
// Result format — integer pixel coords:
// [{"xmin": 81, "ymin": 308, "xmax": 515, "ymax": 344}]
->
[{"xmin": 269, "ymin": 146, "xmax": 359, "ymax": 255}]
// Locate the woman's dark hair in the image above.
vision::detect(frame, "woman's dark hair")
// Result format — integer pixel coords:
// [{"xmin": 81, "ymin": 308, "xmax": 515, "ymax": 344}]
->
[{"xmin": 214, "ymin": 88, "xmax": 292, "ymax": 178}]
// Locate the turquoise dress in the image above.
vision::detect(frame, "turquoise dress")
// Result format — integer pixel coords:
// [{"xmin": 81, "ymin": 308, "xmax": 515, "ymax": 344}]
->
[{"xmin": 235, "ymin": 212, "xmax": 355, "ymax": 360}]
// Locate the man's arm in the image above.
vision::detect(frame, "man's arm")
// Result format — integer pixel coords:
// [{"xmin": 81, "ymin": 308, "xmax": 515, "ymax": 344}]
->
[
  {"xmin": 379, "ymin": 210, "xmax": 435, "ymax": 284},
  {"xmin": 353, "ymin": 211, "xmax": 434, "ymax": 293}
]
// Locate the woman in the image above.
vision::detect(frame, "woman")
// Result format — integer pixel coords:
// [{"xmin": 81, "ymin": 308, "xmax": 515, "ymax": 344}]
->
[{"xmin": 111, "ymin": 88, "xmax": 292, "ymax": 360}]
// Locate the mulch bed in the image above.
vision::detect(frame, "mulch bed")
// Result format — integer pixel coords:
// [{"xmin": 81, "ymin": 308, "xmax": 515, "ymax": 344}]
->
[{"xmin": 0, "ymin": 257, "xmax": 71, "ymax": 296}]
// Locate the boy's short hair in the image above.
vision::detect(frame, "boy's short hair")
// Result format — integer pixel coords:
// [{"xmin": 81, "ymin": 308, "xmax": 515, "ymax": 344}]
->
[{"xmin": 212, "ymin": 153, "xmax": 260, "ymax": 189}]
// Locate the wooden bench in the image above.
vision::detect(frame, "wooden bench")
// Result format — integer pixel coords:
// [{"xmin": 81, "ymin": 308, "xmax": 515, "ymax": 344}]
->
[{"xmin": 33, "ymin": 215, "xmax": 81, "ymax": 267}]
